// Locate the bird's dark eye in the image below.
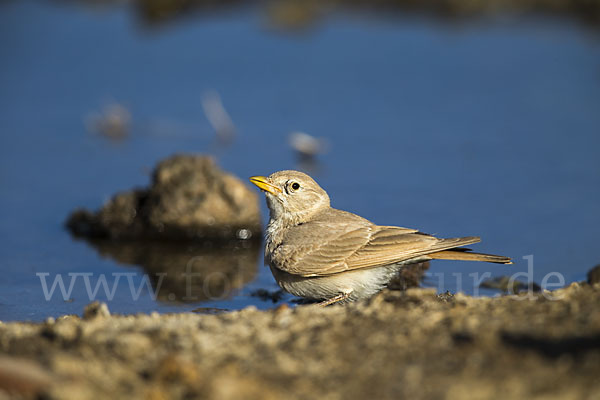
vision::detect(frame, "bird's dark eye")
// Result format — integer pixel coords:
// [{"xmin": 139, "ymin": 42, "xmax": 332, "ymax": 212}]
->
[{"xmin": 286, "ymin": 181, "xmax": 301, "ymax": 194}]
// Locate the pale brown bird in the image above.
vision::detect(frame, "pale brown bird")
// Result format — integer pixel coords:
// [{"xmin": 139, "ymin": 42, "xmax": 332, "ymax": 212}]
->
[{"xmin": 250, "ymin": 171, "xmax": 511, "ymax": 306}]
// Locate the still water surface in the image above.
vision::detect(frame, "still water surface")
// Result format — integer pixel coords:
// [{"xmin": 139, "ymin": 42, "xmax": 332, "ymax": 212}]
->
[{"xmin": 1, "ymin": 2, "xmax": 599, "ymax": 321}]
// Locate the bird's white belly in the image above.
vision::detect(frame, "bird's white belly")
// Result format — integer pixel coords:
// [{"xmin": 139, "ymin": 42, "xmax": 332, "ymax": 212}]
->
[{"xmin": 269, "ymin": 264, "xmax": 406, "ymax": 302}]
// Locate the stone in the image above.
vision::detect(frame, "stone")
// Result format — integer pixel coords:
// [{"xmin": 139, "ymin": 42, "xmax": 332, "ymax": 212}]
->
[
  {"xmin": 587, "ymin": 264, "xmax": 600, "ymax": 285},
  {"xmin": 66, "ymin": 154, "xmax": 261, "ymax": 241},
  {"xmin": 83, "ymin": 301, "xmax": 111, "ymax": 320}
]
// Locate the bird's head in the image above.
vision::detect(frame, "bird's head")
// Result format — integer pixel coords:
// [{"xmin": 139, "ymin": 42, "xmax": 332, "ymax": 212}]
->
[{"xmin": 250, "ymin": 170, "xmax": 330, "ymax": 225}]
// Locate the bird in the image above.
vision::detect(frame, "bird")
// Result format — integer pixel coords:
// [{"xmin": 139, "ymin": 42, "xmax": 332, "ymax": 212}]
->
[{"xmin": 249, "ymin": 170, "xmax": 511, "ymax": 306}]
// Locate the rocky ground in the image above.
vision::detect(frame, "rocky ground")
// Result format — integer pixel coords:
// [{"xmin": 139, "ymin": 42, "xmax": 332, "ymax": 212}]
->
[{"xmin": 1, "ymin": 283, "xmax": 599, "ymax": 400}]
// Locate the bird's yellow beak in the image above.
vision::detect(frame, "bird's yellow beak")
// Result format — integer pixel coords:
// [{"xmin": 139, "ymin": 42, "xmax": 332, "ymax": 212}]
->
[{"xmin": 249, "ymin": 176, "xmax": 282, "ymax": 195}]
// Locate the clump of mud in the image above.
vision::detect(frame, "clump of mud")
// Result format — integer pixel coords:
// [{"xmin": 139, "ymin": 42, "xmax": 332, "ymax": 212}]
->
[{"xmin": 66, "ymin": 154, "xmax": 262, "ymax": 241}]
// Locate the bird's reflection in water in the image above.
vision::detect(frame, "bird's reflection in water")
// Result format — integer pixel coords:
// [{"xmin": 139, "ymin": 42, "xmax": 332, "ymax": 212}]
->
[{"xmin": 79, "ymin": 238, "xmax": 261, "ymax": 303}]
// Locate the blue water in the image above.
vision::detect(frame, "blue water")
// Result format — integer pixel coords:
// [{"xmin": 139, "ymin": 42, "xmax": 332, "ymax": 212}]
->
[{"xmin": 1, "ymin": 1, "xmax": 599, "ymax": 321}]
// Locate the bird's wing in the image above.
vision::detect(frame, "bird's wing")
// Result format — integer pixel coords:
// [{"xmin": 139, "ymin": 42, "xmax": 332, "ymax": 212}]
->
[
  {"xmin": 344, "ymin": 229, "xmax": 480, "ymax": 271},
  {"xmin": 270, "ymin": 221, "xmax": 378, "ymax": 276},
  {"xmin": 271, "ymin": 216, "xmax": 480, "ymax": 277}
]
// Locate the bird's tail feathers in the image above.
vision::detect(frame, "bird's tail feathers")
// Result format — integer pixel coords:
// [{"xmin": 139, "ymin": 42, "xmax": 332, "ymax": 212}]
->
[{"xmin": 429, "ymin": 249, "xmax": 512, "ymax": 264}]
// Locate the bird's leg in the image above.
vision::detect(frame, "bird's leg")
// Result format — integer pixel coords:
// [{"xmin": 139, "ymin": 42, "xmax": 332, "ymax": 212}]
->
[{"xmin": 317, "ymin": 290, "xmax": 352, "ymax": 307}]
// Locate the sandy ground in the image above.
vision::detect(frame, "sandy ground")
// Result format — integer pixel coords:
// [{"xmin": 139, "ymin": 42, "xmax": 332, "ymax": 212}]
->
[{"xmin": 1, "ymin": 283, "xmax": 599, "ymax": 400}]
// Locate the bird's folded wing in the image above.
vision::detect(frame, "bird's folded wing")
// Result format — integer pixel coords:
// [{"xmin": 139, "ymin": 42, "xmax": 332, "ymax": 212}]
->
[
  {"xmin": 270, "ymin": 224, "xmax": 369, "ymax": 276},
  {"xmin": 345, "ymin": 232, "xmax": 480, "ymax": 271},
  {"xmin": 271, "ymin": 221, "xmax": 480, "ymax": 277}
]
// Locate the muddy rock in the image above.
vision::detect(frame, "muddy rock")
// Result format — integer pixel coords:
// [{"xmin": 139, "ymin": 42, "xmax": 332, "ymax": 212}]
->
[
  {"xmin": 388, "ymin": 261, "xmax": 429, "ymax": 290},
  {"xmin": 587, "ymin": 264, "xmax": 600, "ymax": 285},
  {"xmin": 1, "ymin": 284, "xmax": 599, "ymax": 399},
  {"xmin": 66, "ymin": 155, "xmax": 261, "ymax": 241},
  {"xmin": 83, "ymin": 302, "xmax": 111, "ymax": 320}
]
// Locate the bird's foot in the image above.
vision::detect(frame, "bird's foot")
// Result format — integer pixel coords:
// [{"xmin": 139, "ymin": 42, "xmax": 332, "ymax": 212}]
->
[{"xmin": 317, "ymin": 290, "xmax": 352, "ymax": 307}]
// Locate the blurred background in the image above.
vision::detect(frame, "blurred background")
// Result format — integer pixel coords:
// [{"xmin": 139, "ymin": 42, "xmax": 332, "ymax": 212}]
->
[{"xmin": 1, "ymin": 0, "xmax": 599, "ymax": 321}]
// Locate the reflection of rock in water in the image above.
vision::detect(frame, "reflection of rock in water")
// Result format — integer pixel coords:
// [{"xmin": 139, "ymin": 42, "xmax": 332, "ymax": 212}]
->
[{"xmin": 81, "ymin": 238, "xmax": 260, "ymax": 303}]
